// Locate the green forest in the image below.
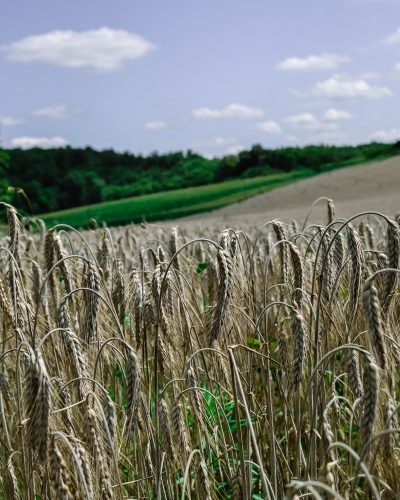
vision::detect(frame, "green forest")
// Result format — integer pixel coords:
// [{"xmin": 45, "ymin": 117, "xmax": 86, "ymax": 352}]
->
[{"xmin": 1, "ymin": 141, "xmax": 399, "ymax": 215}]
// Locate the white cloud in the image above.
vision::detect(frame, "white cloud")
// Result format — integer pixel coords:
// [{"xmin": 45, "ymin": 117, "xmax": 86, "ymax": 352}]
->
[
  {"xmin": 323, "ymin": 108, "xmax": 352, "ymax": 121},
  {"xmin": 310, "ymin": 75, "xmax": 392, "ymax": 99},
  {"xmin": 317, "ymin": 130, "xmax": 348, "ymax": 143},
  {"xmin": 193, "ymin": 103, "xmax": 264, "ymax": 119},
  {"xmin": 0, "ymin": 115, "xmax": 25, "ymax": 127},
  {"xmin": 284, "ymin": 112, "xmax": 339, "ymax": 132},
  {"xmin": 144, "ymin": 121, "xmax": 167, "ymax": 131},
  {"xmin": 256, "ymin": 121, "xmax": 281, "ymax": 134},
  {"xmin": 10, "ymin": 136, "xmax": 69, "ymax": 149},
  {"xmin": 370, "ymin": 128, "xmax": 400, "ymax": 142},
  {"xmin": 225, "ymin": 145, "xmax": 245, "ymax": 155},
  {"xmin": 357, "ymin": 72, "xmax": 380, "ymax": 80},
  {"xmin": 396, "ymin": 63, "xmax": 400, "ymax": 71},
  {"xmin": 286, "ymin": 135, "xmax": 299, "ymax": 144},
  {"xmin": 3, "ymin": 27, "xmax": 156, "ymax": 72},
  {"xmin": 190, "ymin": 137, "xmax": 236, "ymax": 149},
  {"xmin": 384, "ymin": 27, "xmax": 400, "ymax": 44},
  {"xmin": 33, "ymin": 105, "xmax": 81, "ymax": 119},
  {"xmin": 284, "ymin": 113, "xmax": 319, "ymax": 126},
  {"xmin": 212, "ymin": 137, "xmax": 236, "ymax": 146},
  {"xmin": 276, "ymin": 53, "xmax": 351, "ymax": 71}
]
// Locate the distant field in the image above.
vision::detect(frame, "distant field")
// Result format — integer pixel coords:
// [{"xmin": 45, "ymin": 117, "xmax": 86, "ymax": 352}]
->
[
  {"xmin": 37, "ymin": 152, "xmax": 398, "ymax": 228},
  {"xmin": 190, "ymin": 155, "xmax": 400, "ymax": 225},
  {"xmin": 40, "ymin": 169, "xmax": 314, "ymax": 227}
]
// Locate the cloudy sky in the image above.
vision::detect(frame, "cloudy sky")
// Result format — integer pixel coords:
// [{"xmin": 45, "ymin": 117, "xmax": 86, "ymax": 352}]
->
[{"xmin": 1, "ymin": 0, "xmax": 400, "ymax": 156}]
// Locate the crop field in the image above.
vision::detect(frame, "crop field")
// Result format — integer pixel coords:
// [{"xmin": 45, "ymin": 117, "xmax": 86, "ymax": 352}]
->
[
  {"xmin": 0, "ymin": 199, "xmax": 400, "ymax": 499},
  {"xmin": 35, "ymin": 153, "xmax": 399, "ymax": 230},
  {"xmin": 39, "ymin": 170, "xmax": 314, "ymax": 228}
]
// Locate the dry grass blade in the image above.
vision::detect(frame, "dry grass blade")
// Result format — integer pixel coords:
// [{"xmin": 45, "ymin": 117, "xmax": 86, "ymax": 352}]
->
[
  {"xmin": 347, "ymin": 224, "xmax": 365, "ymax": 322},
  {"xmin": 382, "ymin": 220, "xmax": 400, "ymax": 311},
  {"xmin": 363, "ymin": 282, "xmax": 387, "ymax": 369},
  {"xmin": 209, "ymin": 248, "xmax": 234, "ymax": 344},
  {"xmin": 83, "ymin": 261, "xmax": 100, "ymax": 343},
  {"xmin": 361, "ymin": 354, "xmax": 379, "ymax": 452},
  {"xmin": 291, "ymin": 309, "xmax": 305, "ymax": 387},
  {"xmin": 7, "ymin": 205, "xmax": 21, "ymax": 265},
  {"xmin": 50, "ymin": 438, "xmax": 73, "ymax": 500},
  {"xmin": 24, "ymin": 347, "xmax": 51, "ymax": 465}
]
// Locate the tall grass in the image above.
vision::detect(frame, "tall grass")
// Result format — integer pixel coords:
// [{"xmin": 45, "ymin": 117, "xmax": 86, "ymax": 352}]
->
[{"xmin": 0, "ymin": 199, "xmax": 400, "ymax": 498}]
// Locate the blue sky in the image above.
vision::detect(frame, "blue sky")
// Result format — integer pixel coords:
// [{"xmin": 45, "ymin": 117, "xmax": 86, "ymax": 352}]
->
[{"xmin": 1, "ymin": 0, "xmax": 400, "ymax": 156}]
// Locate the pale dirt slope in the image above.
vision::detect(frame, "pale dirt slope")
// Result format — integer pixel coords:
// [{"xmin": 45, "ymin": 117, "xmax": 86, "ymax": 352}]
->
[{"xmin": 183, "ymin": 156, "xmax": 400, "ymax": 225}]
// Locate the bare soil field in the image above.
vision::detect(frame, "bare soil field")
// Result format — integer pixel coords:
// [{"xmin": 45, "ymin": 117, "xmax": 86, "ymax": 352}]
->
[{"xmin": 184, "ymin": 155, "xmax": 400, "ymax": 225}]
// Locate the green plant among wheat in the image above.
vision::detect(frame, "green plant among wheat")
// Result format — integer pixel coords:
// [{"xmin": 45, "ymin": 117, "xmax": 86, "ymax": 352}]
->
[{"xmin": 0, "ymin": 199, "xmax": 400, "ymax": 498}]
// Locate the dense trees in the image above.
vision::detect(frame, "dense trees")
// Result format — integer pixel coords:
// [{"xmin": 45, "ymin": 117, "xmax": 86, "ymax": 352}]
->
[
  {"xmin": 0, "ymin": 149, "xmax": 12, "ymax": 205},
  {"xmin": 1, "ymin": 142, "xmax": 397, "ymax": 215}
]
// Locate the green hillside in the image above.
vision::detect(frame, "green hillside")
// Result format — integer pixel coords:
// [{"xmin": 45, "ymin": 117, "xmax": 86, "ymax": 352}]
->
[
  {"xmin": 2, "ymin": 142, "xmax": 398, "ymax": 218},
  {"xmin": 40, "ymin": 169, "xmax": 313, "ymax": 227}
]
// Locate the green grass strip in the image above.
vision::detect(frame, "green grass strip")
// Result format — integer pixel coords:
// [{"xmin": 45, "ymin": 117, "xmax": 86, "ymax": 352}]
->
[{"xmin": 40, "ymin": 169, "xmax": 314, "ymax": 228}]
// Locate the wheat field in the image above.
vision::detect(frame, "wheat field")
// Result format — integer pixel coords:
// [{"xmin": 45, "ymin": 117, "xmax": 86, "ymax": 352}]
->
[{"xmin": 0, "ymin": 199, "xmax": 400, "ymax": 499}]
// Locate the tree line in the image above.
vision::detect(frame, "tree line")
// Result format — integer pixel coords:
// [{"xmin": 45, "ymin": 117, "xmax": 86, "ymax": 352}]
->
[{"xmin": 1, "ymin": 141, "xmax": 398, "ymax": 215}]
